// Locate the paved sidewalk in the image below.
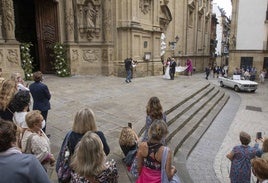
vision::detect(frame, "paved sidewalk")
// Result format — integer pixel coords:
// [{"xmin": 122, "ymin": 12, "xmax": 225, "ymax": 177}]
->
[{"xmin": 43, "ymin": 73, "xmax": 267, "ymax": 183}]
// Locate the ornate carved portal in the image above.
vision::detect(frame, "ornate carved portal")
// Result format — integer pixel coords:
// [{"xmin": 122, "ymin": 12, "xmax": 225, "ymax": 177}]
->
[{"xmin": 76, "ymin": 0, "xmax": 101, "ymax": 41}]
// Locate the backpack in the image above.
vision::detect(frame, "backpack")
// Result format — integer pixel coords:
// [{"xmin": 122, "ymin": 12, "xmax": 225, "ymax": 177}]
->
[{"xmin": 56, "ymin": 131, "xmax": 72, "ymax": 183}]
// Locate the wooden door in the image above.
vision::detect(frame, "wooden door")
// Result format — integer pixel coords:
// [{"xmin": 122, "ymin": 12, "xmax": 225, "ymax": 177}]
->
[{"xmin": 35, "ymin": 0, "xmax": 59, "ymax": 73}]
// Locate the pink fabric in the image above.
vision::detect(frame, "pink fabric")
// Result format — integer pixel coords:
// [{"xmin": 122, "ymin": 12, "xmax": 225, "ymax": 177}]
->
[
  {"xmin": 136, "ymin": 166, "xmax": 161, "ymax": 183},
  {"xmin": 186, "ymin": 59, "xmax": 193, "ymax": 72}
]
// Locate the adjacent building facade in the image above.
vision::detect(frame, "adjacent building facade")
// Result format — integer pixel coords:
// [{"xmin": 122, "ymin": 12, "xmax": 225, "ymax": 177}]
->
[
  {"xmin": 0, "ymin": 0, "xmax": 213, "ymax": 78},
  {"xmin": 213, "ymin": 3, "xmax": 230, "ymax": 68},
  {"xmin": 229, "ymin": 0, "xmax": 268, "ymax": 76}
]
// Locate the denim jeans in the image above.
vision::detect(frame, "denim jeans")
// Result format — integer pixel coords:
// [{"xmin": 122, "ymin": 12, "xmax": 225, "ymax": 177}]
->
[{"xmin": 126, "ymin": 70, "xmax": 132, "ymax": 82}]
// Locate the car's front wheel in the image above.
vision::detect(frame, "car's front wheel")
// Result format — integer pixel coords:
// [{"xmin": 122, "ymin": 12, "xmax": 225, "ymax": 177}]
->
[
  {"xmin": 234, "ymin": 85, "xmax": 239, "ymax": 92},
  {"xmin": 220, "ymin": 81, "xmax": 224, "ymax": 87}
]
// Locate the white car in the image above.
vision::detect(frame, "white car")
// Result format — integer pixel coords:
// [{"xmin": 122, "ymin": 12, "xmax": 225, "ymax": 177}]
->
[{"xmin": 218, "ymin": 75, "xmax": 258, "ymax": 92}]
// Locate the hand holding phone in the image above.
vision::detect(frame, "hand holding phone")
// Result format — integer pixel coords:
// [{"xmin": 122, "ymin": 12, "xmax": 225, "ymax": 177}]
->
[{"xmin": 256, "ymin": 132, "xmax": 262, "ymax": 139}]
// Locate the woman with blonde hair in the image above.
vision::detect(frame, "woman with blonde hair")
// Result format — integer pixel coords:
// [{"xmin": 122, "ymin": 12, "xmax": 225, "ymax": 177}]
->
[
  {"xmin": 67, "ymin": 108, "xmax": 110, "ymax": 155},
  {"xmin": 56, "ymin": 108, "xmax": 110, "ymax": 182},
  {"xmin": 21, "ymin": 110, "xmax": 55, "ymax": 170},
  {"xmin": 0, "ymin": 79, "xmax": 17, "ymax": 120},
  {"xmin": 70, "ymin": 131, "xmax": 118, "ymax": 182},
  {"xmin": 10, "ymin": 72, "xmax": 29, "ymax": 91}
]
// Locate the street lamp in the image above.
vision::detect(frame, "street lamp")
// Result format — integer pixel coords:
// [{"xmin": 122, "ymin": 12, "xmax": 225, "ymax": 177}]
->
[{"xmin": 169, "ymin": 35, "xmax": 179, "ymax": 50}]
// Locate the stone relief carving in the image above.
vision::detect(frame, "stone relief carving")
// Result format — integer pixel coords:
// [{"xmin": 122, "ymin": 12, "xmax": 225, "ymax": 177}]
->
[
  {"xmin": 163, "ymin": 0, "xmax": 169, "ymax": 4},
  {"xmin": 140, "ymin": 0, "xmax": 152, "ymax": 14},
  {"xmin": 82, "ymin": 49, "xmax": 100, "ymax": 62},
  {"xmin": 159, "ymin": 4, "xmax": 172, "ymax": 31},
  {"xmin": 229, "ymin": 34, "xmax": 236, "ymax": 48},
  {"xmin": 72, "ymin": 49, "xmax": 79, "ymax": 62},
  {"xmin": 7, "ymin": 49, "xmax": 18, "ymax": 64},
  {"xmin": 66, "ymin": 9, "xmax": 74, "ymax": 34},
  {"xmin": 3, "ymin": 0, "xmax": 14, "ymax": 32},
  {"xmin": 0, "ymin": 50, "xmax": 3, "ymax": 65},
  {"xmin": 77, "ymin": 0, "xmax": 101, "ymax": 41}
]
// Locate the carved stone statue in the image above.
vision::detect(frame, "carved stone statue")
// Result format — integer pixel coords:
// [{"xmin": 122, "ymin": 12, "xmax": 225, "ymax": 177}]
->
[{"xmin": 85, "ymin": 2, "xmax": 96, "ymax": 28}]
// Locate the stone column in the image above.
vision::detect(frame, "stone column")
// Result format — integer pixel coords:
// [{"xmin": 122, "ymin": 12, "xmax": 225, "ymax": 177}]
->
[
  {"xmin": 0, "ymin": 14, "xmax": 4, "ymax": 43},
  {"xmin": 65, "ymin": 0, "xmax": 75, "ymax": 42},
  {"xmin": 103, "ymin": 0, "xmax": 112, "ymax": 43},
  {"xmin": 2, "ymin": 0, "xmax": 16, "ymax": 42}
]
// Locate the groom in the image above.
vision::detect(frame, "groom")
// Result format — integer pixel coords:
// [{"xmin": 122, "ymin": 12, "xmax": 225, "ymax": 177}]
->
[{"xmin": 169, "ymin": 58, "xmax": 177, "ymax": 80}]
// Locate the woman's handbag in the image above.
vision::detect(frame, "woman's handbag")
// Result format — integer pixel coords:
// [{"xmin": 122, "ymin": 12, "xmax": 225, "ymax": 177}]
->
[
  {"xmin": 56, "ymin": 131, "xmax": 72, "ymax": 183},
  {"xmin": 161, "ymin": 147, "xmax": 181, "ymax": 183}
]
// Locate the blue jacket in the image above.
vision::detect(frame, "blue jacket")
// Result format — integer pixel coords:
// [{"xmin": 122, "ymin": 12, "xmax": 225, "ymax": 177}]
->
[
  {"xmin": 0, "ymin": 150, "xmax": 50, "ymax": 183},
  {"xmin": 29, "ymin": 81, "xmax": 51, "ymax": 111}
]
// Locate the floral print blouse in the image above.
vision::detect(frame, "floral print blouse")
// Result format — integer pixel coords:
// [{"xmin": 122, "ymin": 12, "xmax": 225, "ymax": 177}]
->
[{"xmin": 71, "ymin": 161, "xmax": 118, "ymax": 183}]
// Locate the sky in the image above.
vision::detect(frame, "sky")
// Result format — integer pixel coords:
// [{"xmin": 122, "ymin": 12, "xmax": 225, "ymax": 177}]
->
[{"xmin": 213, "ymin": 0, "xmax": 232, "ymax": 17}]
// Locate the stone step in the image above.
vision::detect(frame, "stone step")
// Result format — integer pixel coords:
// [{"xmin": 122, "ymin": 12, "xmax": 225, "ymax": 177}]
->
[
  {"xmin": 169, "ymin": 90, "xmax": 226, "ymax": 154},
  {"xmin": 124, "ymin": 82, "xmax": 229, "ymax": 183},
  {"xmin": 173, "ymin": 92, "xmax": 229, "ymax": 183},
  {"xmin": 167, "ymin": 84, "xmax": 214, "ymax": 126},
  {"xmin": 166, "ymin": 86, "xmax": 220, "ymax": 146},
  {"xmin": 137, "ymin": 83, "xmax": 211, "ymax": 137}
]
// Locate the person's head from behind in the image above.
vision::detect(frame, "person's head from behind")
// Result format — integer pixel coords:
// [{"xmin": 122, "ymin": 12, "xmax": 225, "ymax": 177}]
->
[
  {"xmin": 13, "ymin": 90, "xmax": 31, "ymax": 112},
  {"xmin": 71, "ymin": 131, "xmax": 105, "ymax": 178},
  {"xmin": 25, "ymin": 110, "xmax": 44, "ymax": 130},
  {"xmin": 72, "ymin": 108, "xmax": 97, "ymax": 134},
  {"xmin": 11, "ymin": 73, "xmax": 22, "ymax": 83},
  {"xmin": 33, "ymin": 71, "xmax": 43, "ymax": 82},
  {"xmin": 148, "ymin": 119, "xmax": 168, "ymax": 142},
  {"xmin": 251, "ymin": 158, "xmax": 268, "ymax": 181},
  {"xmin": 0, "ymin": 119, "xmax": 18, "ymax": 152},
  {"xmin": 0, "ymin": 79, "xmax": 17, "ymax": 110},
  {"xmin": 262, "ymin": 138, "xmax": 268, "ymax": 153},
  {"xmin": 0, "ymin": 79, "xmax": 16, "ymax": 93},
  {"xmin": 239, "ymin": 131, "xmax": 251, "ymax": 145},
  {"xmin": 146, "ymin": 96, "xmax": 163, "ymax": 120}
]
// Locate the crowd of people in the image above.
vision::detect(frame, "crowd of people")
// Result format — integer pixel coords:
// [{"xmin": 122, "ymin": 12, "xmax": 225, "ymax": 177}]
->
[
  {"xmin": 233, "ymin": 67, "xmax": 267, "ymax": 82},
  {"xmin": 0, "ymin": 68, "xmax": 268, "ymax": 183}
]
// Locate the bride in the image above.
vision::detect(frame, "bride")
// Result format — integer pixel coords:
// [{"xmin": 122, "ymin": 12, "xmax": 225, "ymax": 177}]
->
[{"xmin": 163, "ymin": 60, "xmax": 171, "ymax": 79}]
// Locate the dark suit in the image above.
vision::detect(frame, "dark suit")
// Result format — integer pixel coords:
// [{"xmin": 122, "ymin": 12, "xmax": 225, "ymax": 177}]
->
[
  {"xmin": 29, "ymin": 81, "xmax": 51, "ymax": 132},
  {"xmin": 169, "ymin": 61, "xmax": 177, "ymax": 80}
]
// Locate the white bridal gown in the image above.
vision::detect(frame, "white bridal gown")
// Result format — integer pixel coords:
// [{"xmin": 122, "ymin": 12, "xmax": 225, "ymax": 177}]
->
[{"xmin": 163, "ymin": 65, "xmax": 171, "ymax": 79}]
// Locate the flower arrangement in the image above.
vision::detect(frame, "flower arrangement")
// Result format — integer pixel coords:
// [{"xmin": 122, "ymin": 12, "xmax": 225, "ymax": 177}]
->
[
  {"xmin": 52, "ymin": 42, "xmax": 70, "ymax": 77},
  {"xmin": 20, "ymin": 42, "xmax": 34, "ymax": 80}
]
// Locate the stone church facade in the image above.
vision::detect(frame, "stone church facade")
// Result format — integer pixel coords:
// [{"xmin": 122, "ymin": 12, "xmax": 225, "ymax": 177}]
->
[{"xmin": 0, "ymin": 0, "xmax": 212, "ymax": 78}]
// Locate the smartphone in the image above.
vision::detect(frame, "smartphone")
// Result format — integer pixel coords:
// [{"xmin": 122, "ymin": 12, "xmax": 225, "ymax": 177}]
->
[
  {"xmin": 256, "ymin": 132, "xmax": 262, "ymax": 139},
  {"xmin": 128, "ymin": 122, "xmax": 132, "ymax": 128}
]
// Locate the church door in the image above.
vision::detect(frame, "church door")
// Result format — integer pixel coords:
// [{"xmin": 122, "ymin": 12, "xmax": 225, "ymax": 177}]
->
[{"xmin": 35, "ymin": 0, "xmax": 59, "ymax": 73}]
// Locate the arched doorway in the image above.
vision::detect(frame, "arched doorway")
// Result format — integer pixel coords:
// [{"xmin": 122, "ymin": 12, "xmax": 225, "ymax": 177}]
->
[{"xmin": 13, "ymin": 0, "xmax": 59, "ymax": 73}]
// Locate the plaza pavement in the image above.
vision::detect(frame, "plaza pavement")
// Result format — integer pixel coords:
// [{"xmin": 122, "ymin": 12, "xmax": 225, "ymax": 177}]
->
[{"xmin": 43, "ymin": 73, "xmax": 267, "ymax": 183}]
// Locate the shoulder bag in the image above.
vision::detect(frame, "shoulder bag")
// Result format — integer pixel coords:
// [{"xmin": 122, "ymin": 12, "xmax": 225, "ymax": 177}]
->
[{"xmin": 161, "ymin": 146, "xmax": 181, "ymax": 183}]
